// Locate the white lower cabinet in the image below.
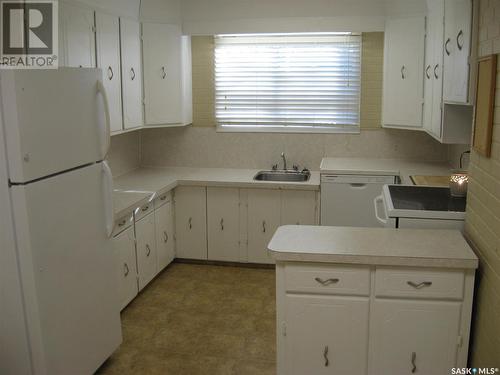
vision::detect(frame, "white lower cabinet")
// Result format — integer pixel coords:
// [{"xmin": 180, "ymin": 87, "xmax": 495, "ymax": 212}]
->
[
  {"xmin": 285, "ymin": 295, "xmax": 369, "ymax": 375},
  {"xmin": 112, "ymin": 221, "xmax": 138, "ymax": 310},
  {"xmin": 155, "ymin": 196, "xmax": 175, "ymax": 271},
  {"xmin": 175, "ymin": 186, "xmax": 207, "ymax": 260},
  {"xmin": 135, "ymin": 212, "xmax": 157, "ymax": 290},
  {"xmin": 369, "ymin": 299, "xmax": 461, "ymax": 375},
  {"xmin": 281, "ymin": 190, "xmax": 317, "ymax": 225},
  {"xmin": 247, "ymin": 189, "xmax": 282, "ymax": 264},
  {"xmin": 207, "ymin": 187, "xmax": 240, "ymax": 262},
  {"xmin": 276, "ymin": 264, "xmax": 474, "ymax": 375}
]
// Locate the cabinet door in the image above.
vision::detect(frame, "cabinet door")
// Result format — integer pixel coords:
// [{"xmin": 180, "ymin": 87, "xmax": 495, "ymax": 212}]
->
[
  {"xmin": 95, "ymin": 13, "xmax": 123, "ymax": 133},
  {"xmin": 135, "ymin": 212, "xmax": 157, "ymax": 290},
  {"xmin": 382, "ymin": 17, "xmax": 425, "ymax": 128},
  {"xmin": 120, "ymin": 18, "xmax": 144, "ymax": 129},
  {"xmin": 247, "ymin": 189, "xmax": 281, "ymax": 264},
  {"xmin": 155, "ymin": 201, "xmax": 175, "ymax": 271},
  {"xmin": 142, "ymin": 23, "xmax": 182, "ymax": 125},
  {"xmin": 369, "ymin": 299, "xmax": 461, "ymax": 375},
  {"xmin": 423, "ymin": 9, "xmax": 435, "ymax": 135},
  {"xmin": 113, "ymin": 227, "xmax": 138, "ymax": 310},
  {"xmin": 175, "ymin": 186, "xmax": 207, "ymax": 260},
  {"xmin": 429, "ymin": 0, "xmax": 445, "ymax": 139},
  {"xmin": 59, "ymin": 3, "xmax": 95, "ymax": 68},
  {"xmin": 281, "ymin": 190, "xmax": 317, "ymax": 225},
  {"xmin": 285, "ymin": 295, "xmax": 369, "ymax": 375},
  {"xmin": 443, "ymin": 0, "xmax": 471, "ymax": 103},
  {"xmin": 207, "ymin": 187, "xmax": 240, "ymax": 262}
]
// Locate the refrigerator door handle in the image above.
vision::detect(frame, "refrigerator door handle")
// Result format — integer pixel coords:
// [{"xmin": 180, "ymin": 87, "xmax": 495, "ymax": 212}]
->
[
  {"xmin": 97, "ymin": 80, "xmax": 111, "ymax": 159},
  {"xmin": 102, "ymin": 161, "xmax": 114, "ymax": 238}
]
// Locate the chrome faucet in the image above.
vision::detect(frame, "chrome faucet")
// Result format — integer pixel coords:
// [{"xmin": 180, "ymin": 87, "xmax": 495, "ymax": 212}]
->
[{"xmin": 281, "ymin": 152, "xmax": 287, "ymax": 171}]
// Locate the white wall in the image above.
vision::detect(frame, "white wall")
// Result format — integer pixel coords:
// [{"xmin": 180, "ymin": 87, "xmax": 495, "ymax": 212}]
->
[{"xmin": 140, "ymin": 0, "xmax": 181, "ymax": 24}]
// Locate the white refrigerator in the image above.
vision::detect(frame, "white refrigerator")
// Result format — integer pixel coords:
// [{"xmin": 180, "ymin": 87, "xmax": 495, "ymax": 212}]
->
[{"xmin": 0, "ymin": 68, "xmax": 122, "ymax": 375}]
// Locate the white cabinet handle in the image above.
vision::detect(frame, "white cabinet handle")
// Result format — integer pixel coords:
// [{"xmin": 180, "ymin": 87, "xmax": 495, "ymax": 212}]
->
[
  {"xmin": 425, "ymin": 65, "xmax": 431, "ymax": 79},
  {"xmin": 124, "ymin": 263, "xmax": 129, "ymax": 277},
  {"xmin": 407, "ymin": 281, "xmax": 432, "ymax": 289},
  {"xmin": 141, "ymin": 205, "xmax": 149, "ymax": 212},
  {"xmin": 163, "ymin": 231, "xmax": 168, "ymax": 243},
  {"xmin": 434, "ymin": 64, "xmax": 439, "ymax": 79},
  {"xmin": 107, "ymin": 66, "xmax": 114, "ymax": 80},
  {"xmin": 315, "ymin": 277, "xmax": 339, "ymax": 286},
  {"xmin": 146, "ymin": 245, "xmax": 151, "ymax": 257},
  {"xmin": 161, "ymin": 66, "xmax": 167, "ymax": 79},
  {"xmin": 456, "ymin": 29, "xmax": 464, "ymax": 50},
  {"xmin": 445, "ymin": 38, "xmax": 451, "ymax": 56},
  {"xmin": 130, "ymin": 67, "xmax": 136, "ymax": 81}
]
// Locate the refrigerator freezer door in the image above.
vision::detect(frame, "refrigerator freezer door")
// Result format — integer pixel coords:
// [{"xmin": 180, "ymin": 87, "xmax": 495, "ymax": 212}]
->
[
  {"xmin": 10, "ymin": 162, "xmax": 121, "ymax": 374},
  {"xmin": 1, "ymin": 68, "xmax": 110, "ymax": 183}
]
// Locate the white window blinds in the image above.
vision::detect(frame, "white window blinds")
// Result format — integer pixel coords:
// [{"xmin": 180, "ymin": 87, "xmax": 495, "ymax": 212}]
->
[{"xmin": 214, "ymin": 33, "xmax": 361, "ymax": 133}]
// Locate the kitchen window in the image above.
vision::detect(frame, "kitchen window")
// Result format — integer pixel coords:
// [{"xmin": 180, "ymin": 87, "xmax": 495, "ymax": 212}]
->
[{"xmin": 214, "ymin": 33, "xmax": 361, "ymax": 133}]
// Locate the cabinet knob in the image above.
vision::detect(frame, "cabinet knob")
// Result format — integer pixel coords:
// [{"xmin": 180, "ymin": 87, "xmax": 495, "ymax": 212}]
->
[
  {"xmin": 411, "ymin": 352, "xmax": 417, "ymax": 373},
  {"xmin": 146, "ymin": 244, "xmax": 151, "ymax": 257},
  {"xmin": 315, "ymin": 277, "xmax": 339, "ymax": 286},
  {"xmin": 456, "ymin": 29, "xmax": 464, "ymax": 50},
  {"xmin": 445, "ymin": 38, "xmax": 451, "ymax": 56},
  {"xmin": 323, "ymin": 346, "xmax": 329, "ymax": 367},
  {"xmin": 107, "ymin": 66, "xmax": 114, "ymax": 80}
]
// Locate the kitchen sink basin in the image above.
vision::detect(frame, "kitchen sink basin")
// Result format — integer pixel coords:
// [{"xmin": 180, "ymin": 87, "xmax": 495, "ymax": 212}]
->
[{"xmin": 254, "ymin": 170, "xmax": 310, "ymax": 182}]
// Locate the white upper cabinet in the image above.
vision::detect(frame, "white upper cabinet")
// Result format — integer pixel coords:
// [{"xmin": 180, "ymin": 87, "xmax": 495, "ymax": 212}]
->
[
  {"xmin": 59, "ymin": 2, "xmax": 96, "ymax": 68},
  {"xmin": 443, "ymin": 0, "xmax": 472, "ymax": 104},
  {"xmin": 95, "ymin": 13, "xmax": 123, "ymax": 133},
  {"xmin": 382, "ymin": 17, "xmax": 425, "ymax": 129},
  {"xmin": 142, "ymin": 23, "xmax": 192, "ymax": 126},
  {"xmin": 120, "ymin": 18, "xmax": 144, "ymax": 130}
]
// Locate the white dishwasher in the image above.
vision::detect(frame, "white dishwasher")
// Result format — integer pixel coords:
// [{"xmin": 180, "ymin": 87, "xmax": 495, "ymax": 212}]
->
[{"xmin": 321, "ymin": 174, "xmax": 397, "ymax": 227}]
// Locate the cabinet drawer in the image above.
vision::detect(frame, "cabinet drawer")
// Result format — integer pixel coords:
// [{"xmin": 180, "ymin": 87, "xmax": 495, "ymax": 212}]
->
[
  {"xmin": 154, "ymin": 191, "xmax": 172, "ymax": 209},
  {"xmin": 135, "ymin": 201, "xmax": 154, "ymax": 221},
  {"xmin": 375, "ymin": 268, "xmax": 465, "ymax": 300},
  {"xmin": 112, "ymin": 213, "xmax": 134, "ymax": 236},
  {"xmin": 285, "ymin": 264, "xmax": 371, "ymax": 296}
]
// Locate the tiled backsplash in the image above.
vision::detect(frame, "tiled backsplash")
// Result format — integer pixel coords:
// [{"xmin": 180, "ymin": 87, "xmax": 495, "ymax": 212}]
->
[
  {"xmin": 106, "ymin": 131, "xmax": 141, "ymax": 177},
  {"xmin": 140, "ymin": 126, "xmax": 449, "ymax": 170}
]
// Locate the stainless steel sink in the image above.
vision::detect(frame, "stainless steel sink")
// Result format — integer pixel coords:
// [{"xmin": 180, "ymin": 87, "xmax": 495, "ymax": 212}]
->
[{"xmin": 254, "ymin": 170, "xmax": 311, "ymax": 182}]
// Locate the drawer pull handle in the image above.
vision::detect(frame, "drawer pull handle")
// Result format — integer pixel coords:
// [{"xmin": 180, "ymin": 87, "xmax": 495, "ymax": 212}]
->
[
  {"xmin": 323, "ymin": 346, "xmax": 329, "ymax": 367},
  {"xmin": 188, "ymin": 217, "xmax": 192, "ymax": 229},
  {"xmin": 107, "ymin": 66, "xmax": 114, "ymax": 80},
  {"xmin": 146, "ymin": 245, "xmax": 151, "ymax": 257},
  {"xmin": 124, "ymin": 263, "xmax": 129, "ymax": 277},
  {"xmin": 161, "ymin": 66, "xmax": 167, "ymax": 79},
  {"xmin": 160, "ymin": 195, "xmax": 167, "ymax": 201},
  {"xmin": 411, "ymin": 351, "xmax": 417, "ymax": 373},
  {"xmin": 407, "ymin": 281, "xmax": 432, "ymax": 289},
  {"xmin": 315, "ymin": 277, "xmax": 339, "ymax": 286},
  {"xmin": 163, "ymin": 231, "xmax": 168, "ymax": 243},
  {"xmin": 142, "ymin": 205, "xmax": 149, "ymax": 212},
  {"xmin": 118, "ymin": 219, "xmax": 126, "ymax": 227}
]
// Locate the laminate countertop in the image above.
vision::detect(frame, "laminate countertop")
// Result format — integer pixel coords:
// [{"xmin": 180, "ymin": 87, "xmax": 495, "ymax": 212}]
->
[
  {"xmin": 268, "ymin": 225, "xmax": 478, "ymax": 269},
  {"xmin": 112, "ymin": 167, "xmax": 320, "ymax": 217},
  {"xmin": 320, "ymin": 158, "xmax": 453, "ymax": 184}
]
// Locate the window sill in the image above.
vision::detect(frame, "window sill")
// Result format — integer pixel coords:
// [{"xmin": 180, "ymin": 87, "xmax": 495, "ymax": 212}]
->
[{"xmin": 216, "ymin": 125, "xmax": 360, "ymax": 135}]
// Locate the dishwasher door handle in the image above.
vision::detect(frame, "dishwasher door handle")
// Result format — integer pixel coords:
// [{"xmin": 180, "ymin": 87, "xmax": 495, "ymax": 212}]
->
[
  {"xmin": 374, "ymin": 195, "xmax": 389, "ymax": 226},
  {"xmin": 349, "ymin": 183, "xmax": 367, "ymax": 189}
]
